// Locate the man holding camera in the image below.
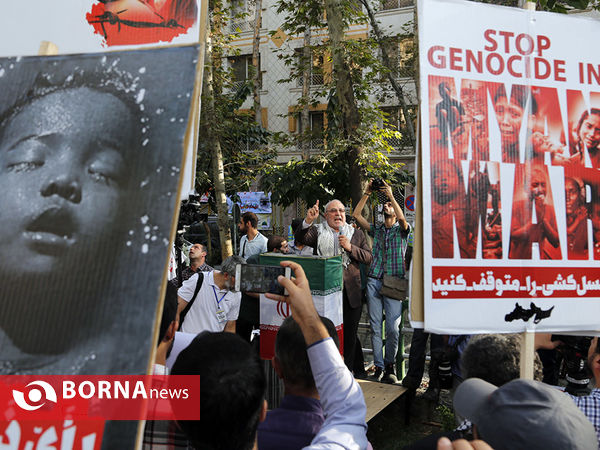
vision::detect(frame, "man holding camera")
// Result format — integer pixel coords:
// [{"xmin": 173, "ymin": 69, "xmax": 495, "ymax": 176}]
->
[
  {"xmin": 353, "ymin": 180, "xmax": 410, "ymax": 383},
  {"xmin": 295, "ymin": 199, "xmax": 372, "ymax": 375},
  {"xmin": 569, "ymin": 336, "xmax": 600, "ymax": 445},
  {"xmin": 176, "ymin": 255, "xmax": 245, "ymax": 334}
]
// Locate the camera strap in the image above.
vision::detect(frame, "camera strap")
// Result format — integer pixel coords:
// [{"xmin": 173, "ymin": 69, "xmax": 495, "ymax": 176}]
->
[{"xmin": 178, "ymin": 272, "xmax": 205, "ymax": 331}]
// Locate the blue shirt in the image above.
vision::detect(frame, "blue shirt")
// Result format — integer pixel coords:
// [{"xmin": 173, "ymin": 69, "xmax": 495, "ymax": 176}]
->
[
  {"xmin": 258, "ymin": 395, "xmax": 324, "ymax": 450},
  {"xmin": 570, "ymin": 388, "xmax": 600, "ymax": 447}
]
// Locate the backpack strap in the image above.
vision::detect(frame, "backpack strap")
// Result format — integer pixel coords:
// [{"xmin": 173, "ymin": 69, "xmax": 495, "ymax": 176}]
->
[{"xmin": 178, "ymin": 272, "xmax": 205, "ymax": 331}]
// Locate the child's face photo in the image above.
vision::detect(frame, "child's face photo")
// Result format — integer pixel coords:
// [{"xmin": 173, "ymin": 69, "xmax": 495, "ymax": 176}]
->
[{"xmin": 0, "ymin": 87, "xmax": 136, "ymax": 277}]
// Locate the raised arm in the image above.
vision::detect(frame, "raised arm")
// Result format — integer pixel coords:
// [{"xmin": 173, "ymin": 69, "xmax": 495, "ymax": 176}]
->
[
  {"xmin": 295, "ymin": 200, "xmax": 320, "ymax": 248},
  {"xmin": 352, "ymin": 184, "xmax": 372, "ymax": 232},
  {"xmin": 265, "ymin": 262, "xmax": 368, "ymax": 449},
  {"xmin": 383, "ymin": 181, "xmax": 409, "ymax": 231}
]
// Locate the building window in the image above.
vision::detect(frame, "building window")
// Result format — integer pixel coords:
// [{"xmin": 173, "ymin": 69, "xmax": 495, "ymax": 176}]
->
[
  {"xmin": 229, "ymin": 0, "xmax": 254, "ymax": 33},
  {"xmin": 228, "ymin": 54, "xmax": 261, "ymax": 90},
  {"xmin": 380, "ymin": 0, "xmax": 414, "ymax": 10},
  {"xmin": 295, "ymin": 48, "xmax": 326, "ymax": 87},
  {"xmin": 381, "ymin": 105, "xmax": 417, "ymax": 148},
  {"xmin": 381, "ymin": 36, "xmax": 414, "ymax": 79}
]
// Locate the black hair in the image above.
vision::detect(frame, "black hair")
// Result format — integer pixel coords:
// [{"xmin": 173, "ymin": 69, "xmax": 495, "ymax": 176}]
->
[
  {"xmin": 158, "ymin": 283, "xmax": 178, "ymax": 346},
  {"xmin": 291, "ymin": 218, "xmax": 304, "ymax": 234},
  {"xmin": 267, "ymin": 235, "xmax": 286, "ymax": 252},
  {"xmin": 171, "ymin": 332, "xmax": 266, "ymax": 450},
  {"xmin": 275, "ymin": 316, "xmax": 338, "ymax": 391},
  {"xmin": 241, "ymin": 212, "xmax": 258, "ymax": 229},
  {"xmin": 575, "ymin": 108, "xmax": 600, "ymax": 148},
  {"xmin": 494, "ymin": 85, "xmax": 538, "ymax": 115},
  {"xmin": 461, "ymin": 334, "xmax": 542, "ymax": 386}
]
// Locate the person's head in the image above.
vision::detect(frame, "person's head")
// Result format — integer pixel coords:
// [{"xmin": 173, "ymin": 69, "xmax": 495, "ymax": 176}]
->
[
  {"xmin": 189, "ymin": 243, "xmax": 207, "ymax": 266},
  {"xmin": 291, "ymin": 218, "xmax": 303, "ymax": 234},
  {"xmin": 432, "ymin": 159, "xmax": 462, "ymax": 204},
  {"xmin": 589, "ymin": 336, "xmax": 600, "ymax": 382},
  {"xmin": 453, "ymin": 378, "xmax": 597, "ymax": 450},
  {"xmin": 273, "ymin": 316, "xmax": 339, "ymax": 395},
  {"xmin": 171, "ymin": 331, "xmax": 266, "ymax": 450},
  {"xmin": 0, "ymin": 77, "xmax": 142, "ymax": 281},
  {"xmin": 324, "ymin": 199, "xmax": 346, "ymax": 232},
  {"xmin": 493, "ymin": 85, "xmax": 537, "ymax": 147},
  {"xmin": 576, "ymin": 108, "xmax": 600, "ymax": 152},
  {"xmin": 438, "ymin": 81, "xmax": 451, "ymax": 100},
  {"xmin": 565, "ymin": 177, "xmax": 585, "ymax": 217},
  {"xmin": 461, "ymin": 334, "xmax": 542, "ymax": 387},
  {"xmin": 157, "ymin": 283, "xmax": 178, "ymax": 354},
  {"xmin": 218, "ymin": 255, "xmax": 245, "ymax": 291},
  {"xmin": 267, "ymin": 235, "xmax": 288, "ymax": 253},
  {"xmin": 528, "ymin": 167, "xmax": 548, "ymax": 202},
  {"xmin": 239, "ymin": 212, "xmax": 258, "ymax": 234},
  {"xmin": 382, "ymin": 201, "xmax": 397, "ymax": 220}
]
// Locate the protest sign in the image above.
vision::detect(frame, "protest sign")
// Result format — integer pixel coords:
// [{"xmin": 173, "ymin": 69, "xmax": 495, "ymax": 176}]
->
[
  {"xmin": 0, "ymin": 46, "xmax": 199, "ymax": 448},
  {"xmin": 418, "ymin": 0, "xmax": 600, "ymax": 333},
  {"xmin": 0, "ymin": 1, "xmax": 203, "ymax": 57}
]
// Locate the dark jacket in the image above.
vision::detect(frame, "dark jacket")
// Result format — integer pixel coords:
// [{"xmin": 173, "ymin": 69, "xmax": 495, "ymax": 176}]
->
[{"xmin": 295, "ymin": 224, "xmax": 372, "ymax": 308}]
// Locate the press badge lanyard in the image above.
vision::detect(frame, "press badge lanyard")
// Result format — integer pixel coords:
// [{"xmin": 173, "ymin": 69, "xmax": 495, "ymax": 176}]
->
[{"xmin": 213, "ymin": 286, "xmax": 227, "ymax": 322}]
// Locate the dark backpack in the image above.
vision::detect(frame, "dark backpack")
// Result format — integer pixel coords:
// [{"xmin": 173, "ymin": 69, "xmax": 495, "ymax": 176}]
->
[{"xmin": 178, "ymin": 272, "xmax": 204, "ymax": 331}]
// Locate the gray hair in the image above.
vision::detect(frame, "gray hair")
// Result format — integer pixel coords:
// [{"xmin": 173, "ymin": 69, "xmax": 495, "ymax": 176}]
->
[
  {"xmin": 220, "ymin": 255, "xmax": 246, "ymax": 276},
  {"xmin": 324, "ymin": 199, "xmax": 344, "ymax": 212},
  {"xmin": 461, "ymin": 334, "xmax": 543, "ymax": 386}
]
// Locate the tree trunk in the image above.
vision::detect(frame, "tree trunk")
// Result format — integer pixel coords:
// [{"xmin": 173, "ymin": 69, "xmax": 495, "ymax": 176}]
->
[
  {"xmin": 360, "ymin": 0, "xmax": 416, "ymax": 147},
  {"xmin": 300, "ymin": 28, "xmax": 311, "ymax": 160},
  {"xmin": 204, "ymin": 38, "xmax": 233, "ymax": 259},
  {"xmin": 252, "ymin": 0, "xmax": 262, "ymax": 123},
  {"xmin": 323, "ymin": 0, "xmax": 367, "ymax": 208}
]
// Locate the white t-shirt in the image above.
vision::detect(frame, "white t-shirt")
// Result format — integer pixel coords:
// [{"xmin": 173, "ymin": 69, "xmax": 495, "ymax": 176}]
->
[
  {"xmin": 178, "ymin": 271, "xmax": 241, "ymax": 334},
  {"xmin": 239, "ymin": 232, "xmax": 268, "ymax": 259}
]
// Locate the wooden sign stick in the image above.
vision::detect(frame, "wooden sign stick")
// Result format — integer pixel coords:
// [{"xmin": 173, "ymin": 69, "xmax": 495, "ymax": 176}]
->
[
  {"xmin": 38, "ymin": 41, "xmax": 58, "ymax": 56},
  {"xmin": 520, "ymin": 331, "xmax": 535, "ymax": 379}
]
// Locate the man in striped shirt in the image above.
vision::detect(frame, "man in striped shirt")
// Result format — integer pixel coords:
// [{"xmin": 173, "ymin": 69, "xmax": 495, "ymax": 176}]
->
[{"xmin": 353, "ymin": 180, "xmax": 410, "ymax": 383}]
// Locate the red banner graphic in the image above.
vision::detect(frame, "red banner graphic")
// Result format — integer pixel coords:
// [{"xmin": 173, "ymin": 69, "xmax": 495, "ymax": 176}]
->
[{"xmin": 0, "ymin": 375, "xmax": 200, "ymax": 421}]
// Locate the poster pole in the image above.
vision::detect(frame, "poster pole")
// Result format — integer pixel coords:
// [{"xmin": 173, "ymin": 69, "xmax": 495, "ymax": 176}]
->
[
  {"xmin": 520, "ymin": 331, "xmax": 535, "ymax": 379},
  {"xmin": 517, "ymin": 0, "xmax": 535, "ymax": 381},
  {"xmin": 38, "ymin": 41, "xmax": 58, "ymax": 56}
]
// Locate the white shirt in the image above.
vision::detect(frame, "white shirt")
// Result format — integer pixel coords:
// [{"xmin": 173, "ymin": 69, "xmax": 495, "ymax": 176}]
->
[
  {"xmin": 177, "ymin": 272, "xmax": 241, "ymax": 334},
  {"xmin": 239, "ymin": 232, "xmax": 268, "ymax": 259}
]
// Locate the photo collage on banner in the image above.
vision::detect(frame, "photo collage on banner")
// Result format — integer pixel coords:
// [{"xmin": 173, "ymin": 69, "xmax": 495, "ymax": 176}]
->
[
  {"xmin": 418, "ymin": 0, "xmax": 600, "ymax": 333},
  {"xmin": 0, "ymin": 2, "xmax": 205, "ymax": 448}
]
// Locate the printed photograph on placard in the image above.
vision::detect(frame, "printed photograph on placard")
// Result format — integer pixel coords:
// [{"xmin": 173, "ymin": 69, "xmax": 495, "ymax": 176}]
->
[
  {"xmin": 86, "ymin": 0, "xmax": 199, "ymax": 46},
  {"xmin": 418, "ymin": 0, "xmax": 600, "ymax": 333},
  {"xmin": 0, "ymin": 46, "xmax": 198, "ymax": 375}
]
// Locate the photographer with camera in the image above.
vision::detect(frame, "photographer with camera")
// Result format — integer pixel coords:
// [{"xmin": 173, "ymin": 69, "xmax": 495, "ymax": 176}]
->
[
  {"xmin": 564, "ymin": 336, "xmax": 600, "ymax": 445},
  {"xmin": 353, "ymin": 179, "xmax": 410, "ymax": 384}
]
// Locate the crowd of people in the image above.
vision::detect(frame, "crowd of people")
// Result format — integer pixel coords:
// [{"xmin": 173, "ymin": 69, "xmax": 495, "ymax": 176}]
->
[{"xmin": 146, "ymin": 181, "xmax": 600, "ymax": 450}]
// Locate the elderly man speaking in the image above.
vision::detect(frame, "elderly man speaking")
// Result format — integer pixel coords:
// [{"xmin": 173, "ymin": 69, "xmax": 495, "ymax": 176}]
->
[{"xmin": 295, "ymin": 199, "xmax": 372, "ymax": 376}]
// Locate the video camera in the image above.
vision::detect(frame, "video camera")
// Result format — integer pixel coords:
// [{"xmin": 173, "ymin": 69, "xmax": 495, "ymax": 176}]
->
[{"xmin": 552, "ymin": 335, "xmax": 593, "ymax": 396}]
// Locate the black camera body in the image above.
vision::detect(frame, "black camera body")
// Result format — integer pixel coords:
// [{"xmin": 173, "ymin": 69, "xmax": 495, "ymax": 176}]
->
[
  {"xmin": 371, "ymin": 178, "xmax": 385, "ymax": 191},
  {"xmin": 552, "ymin": 334, "xmax": 593, "ymax": 396}
]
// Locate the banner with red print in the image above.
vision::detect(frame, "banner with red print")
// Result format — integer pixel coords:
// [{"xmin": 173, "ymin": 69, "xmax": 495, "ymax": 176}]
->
[{"xmin": 418, "ymin": 0, "xmax": 600, "ymax": 333}]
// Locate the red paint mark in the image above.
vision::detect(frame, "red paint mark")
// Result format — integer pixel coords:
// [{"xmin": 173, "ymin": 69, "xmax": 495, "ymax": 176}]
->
[{"xmin": 86, "ymin": 1, "xmax": 197, "ymax": 47}]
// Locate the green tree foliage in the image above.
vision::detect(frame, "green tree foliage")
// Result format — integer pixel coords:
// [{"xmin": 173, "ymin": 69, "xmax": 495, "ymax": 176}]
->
[
  {"xmin": 196, "ymin": 2, "xmax": 277, "ymax": 210},
  {"xmin": 260, "ymin": 0, "xmax": 412, "ymax": 208}
]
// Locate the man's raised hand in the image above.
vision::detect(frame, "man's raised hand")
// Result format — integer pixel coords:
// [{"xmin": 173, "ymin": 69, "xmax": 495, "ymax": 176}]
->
[
  {"xmin": 305, "ymin": 200, "xmax": 320, "ymax": 225},
  {"xmin": 265, "ymin": 261, "xmax": 328, "ymax": 345}
]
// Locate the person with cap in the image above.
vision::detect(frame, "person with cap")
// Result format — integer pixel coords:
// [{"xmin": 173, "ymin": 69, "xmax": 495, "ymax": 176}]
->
[{"xmin": 452, "ymin": 377, "xmax": 597, "ymax": 450}]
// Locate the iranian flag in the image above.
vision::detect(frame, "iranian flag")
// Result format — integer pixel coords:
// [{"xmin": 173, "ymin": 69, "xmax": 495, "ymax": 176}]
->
[{"xmin": 259, "ymin": 253, "xmax": 344, "ymax": 360}]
